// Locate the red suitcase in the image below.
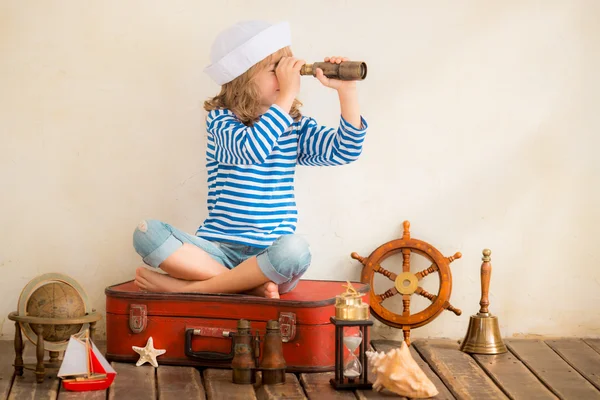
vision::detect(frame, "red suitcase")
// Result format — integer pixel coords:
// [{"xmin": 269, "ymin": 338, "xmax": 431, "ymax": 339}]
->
[{"xmin": 105, "ymin": 280, "xmax": 370, "ymax": 372}]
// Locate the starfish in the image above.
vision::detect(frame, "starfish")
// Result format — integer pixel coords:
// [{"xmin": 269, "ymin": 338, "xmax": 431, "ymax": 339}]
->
[{"xmin": 132, "ymin": 337, "xmax": 166, "ymax": 367}]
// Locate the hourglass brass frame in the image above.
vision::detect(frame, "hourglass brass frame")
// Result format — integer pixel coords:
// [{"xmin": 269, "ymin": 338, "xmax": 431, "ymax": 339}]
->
[{"xmin": 329, "ymin": 317, "xmax": 373, "ymax": 390}]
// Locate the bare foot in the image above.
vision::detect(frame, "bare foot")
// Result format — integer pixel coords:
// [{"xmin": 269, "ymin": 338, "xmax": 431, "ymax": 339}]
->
[
  {"xmin": 245, "ymin": 281, "xmax": 280, "ymax": 299},
  {"xmin": 134, "ymin": 267, "xmax": 191, "ymax": 293}
]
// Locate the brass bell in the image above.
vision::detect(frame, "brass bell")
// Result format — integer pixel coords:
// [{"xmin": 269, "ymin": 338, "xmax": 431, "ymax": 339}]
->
[{"xmin": 460, "ymin": 249, "xmax": 507, "ymax": 354}]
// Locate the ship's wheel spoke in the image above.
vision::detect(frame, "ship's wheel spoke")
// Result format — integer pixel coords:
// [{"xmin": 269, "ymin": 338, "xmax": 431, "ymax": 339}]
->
[
  {"xmin": 402, "ymin": 295, "xmax": 410, "ymax": 316},
  {"xmin": 447, "ymin": 252, "xmax": 462, "ymax": 263},
  {"xmin": 415, "ymin": 264, "xmax": 439, "ymax": 280},
  {"xmin": 373, "ymin": 264, "xmax": 398, "ymax": 282},
  {"xmin": 444, "ymin": 301, "xmax": 462, "ymax": 316},
  {"xmin": 415, "ymin": 286, "xmax": 437, "ymax": 302},
  {"xmin": 402, "ymin": 249, "xmax": 411, "ymax": 272},
  {"xmin": 376, "ymin": 287, "xmax": 399, "ymax": 303}
]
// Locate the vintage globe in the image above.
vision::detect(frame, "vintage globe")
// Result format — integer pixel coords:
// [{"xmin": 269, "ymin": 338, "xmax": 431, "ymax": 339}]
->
[
  {"xmin": 26, "ymin": 282, "xmax": 85, "ymax": 342},
  {"xmin": 18, "ymin": 273, "xmax": 91, "ymax": 351}
]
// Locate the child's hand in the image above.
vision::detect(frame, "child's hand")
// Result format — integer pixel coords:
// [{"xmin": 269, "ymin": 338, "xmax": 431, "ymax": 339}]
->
[
  {"xmin": 316, "ymin": 56, "xmax": 357, "ymax": 92},
  {"xmin": 276, "ymin": 56, "xmax": 305, "ymax": 99}
]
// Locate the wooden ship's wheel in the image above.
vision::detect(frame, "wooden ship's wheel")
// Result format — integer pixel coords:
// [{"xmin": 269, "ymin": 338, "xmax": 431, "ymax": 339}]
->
[{"xmin": 351, "ymin": 221, "xmax": 462, "ymax": 345}]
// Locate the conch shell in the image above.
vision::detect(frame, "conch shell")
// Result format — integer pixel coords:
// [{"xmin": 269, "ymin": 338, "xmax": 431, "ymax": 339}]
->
[{"xmin": 366, "ymin": 342, "xmax": 438, "ymax": 398}]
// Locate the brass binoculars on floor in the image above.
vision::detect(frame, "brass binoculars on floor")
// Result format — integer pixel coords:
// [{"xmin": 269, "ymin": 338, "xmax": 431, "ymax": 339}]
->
[
  {"xmin": 300, "ymin": 61, "xmax": 367, "ymax": 81},
  {"xmin": 230, "ymin": 319, "xmax": 286, "ymax": 385}
]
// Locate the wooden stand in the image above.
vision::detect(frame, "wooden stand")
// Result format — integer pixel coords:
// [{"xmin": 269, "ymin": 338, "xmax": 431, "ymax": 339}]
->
[{"xmin": 8, "ymin": 311, "xmax": 101, "ymax": 383}]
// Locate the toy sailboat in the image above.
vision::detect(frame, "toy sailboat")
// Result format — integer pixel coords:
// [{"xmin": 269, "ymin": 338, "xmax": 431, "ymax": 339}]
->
[{"xmin": 58, "ymin": 330, "xmax": 116, "ymax": 391}]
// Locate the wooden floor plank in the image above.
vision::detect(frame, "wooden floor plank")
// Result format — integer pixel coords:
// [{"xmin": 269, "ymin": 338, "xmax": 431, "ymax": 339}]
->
[
  {"xmin": 3, "ymin": 337, "xmax": 598, "ymax": 400},
  {"xmin": 413, "ymin": 339, "xmax": 507, "ymax": 400},
  {"xmin": 545, "ymin": 339, "xmax": 600, "ymax": 391},
  {"xmin": 355, "ymin": 388, "xmax": 405, "ymax": 399},
  {"xmin": 8, "ymin": 366, "xmax": 60, "ymax": 400},
  {"xmin": 256, "ymin": 373, "xmax": 306, "ymax": 400},
  {"xmin": 473, "ymin": 352, "xmax": 557, "ymax": 400},
  {"xmin": 0, "ymin": 341, "xmax": 16, "ymax": 400},
  {"xmin": 372, "ymin": 340, "xmax": 455, "ymax": 400},
  {"xmin": 8, "ymin": 340, "xmax": 61, "ymax": 400},
  {"xmin": 108, "ymin": 362, "xmax": 156, "ymax": 400},
  {"xmin": 506, "ymin": 339, "xmax": 600, "ymax": 400},
  {"xmin": 299, "ymin": 373, "xmax": 355, "ymax": 400},
  {"xmin": 203, "ymin": 368, "xmax": 257, "ymax": 400},
  {"xmin": 584, "ymin": 339, "xmax": 600, "ymax": 355},
  {"xmin": 157, "ymin": 366, "xmax": 205, "ymax": 400},
  {"xmin": 57, "ymin": 386, "xmax": 106, "ymax": 400}
]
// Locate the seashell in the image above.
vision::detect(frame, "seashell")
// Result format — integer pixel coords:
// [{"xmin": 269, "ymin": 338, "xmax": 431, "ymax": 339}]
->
[{"xmin": 366, "ymin": 341, "xmax": 438, "ymax": 398}]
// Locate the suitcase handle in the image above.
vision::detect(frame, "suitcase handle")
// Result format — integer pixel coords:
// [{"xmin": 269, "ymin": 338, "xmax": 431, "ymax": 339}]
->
[{"xmin": 184, "ymin": 328, "xmax": 234, "ymax": 361}]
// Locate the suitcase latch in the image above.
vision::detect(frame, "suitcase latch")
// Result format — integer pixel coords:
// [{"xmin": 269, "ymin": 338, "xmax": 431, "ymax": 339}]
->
[
  {"xmin": 278, "ymin": 312, "xmax": 296, "ymax": 342},
  {"xmin": 129, "ymin": 304, "xmax": 147, "ymax": 334}
]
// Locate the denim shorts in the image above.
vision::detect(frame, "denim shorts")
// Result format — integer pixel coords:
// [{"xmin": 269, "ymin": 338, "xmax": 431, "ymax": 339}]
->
[{"xmin": 132, "ymin": 220, "xmax": 311, "ymax": 294}]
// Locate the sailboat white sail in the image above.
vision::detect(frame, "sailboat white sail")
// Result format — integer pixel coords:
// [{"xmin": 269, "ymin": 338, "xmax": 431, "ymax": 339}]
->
[{"xmin": 58, "ymin": 336, "xmax": 90, "ymax": 377}]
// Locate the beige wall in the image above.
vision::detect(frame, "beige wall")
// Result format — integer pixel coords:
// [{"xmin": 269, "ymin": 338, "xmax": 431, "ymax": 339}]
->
[{"xmin": 1, "ymin": 0, "xmax": 599, "ymax": 342}]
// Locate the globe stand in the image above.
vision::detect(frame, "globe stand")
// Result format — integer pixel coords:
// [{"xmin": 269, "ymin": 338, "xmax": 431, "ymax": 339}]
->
[
  {"xmin": 8, "ymin": 272, "xmax": 100, "ymax": 384},
  {"xmin": 8, "ymin": 312, "xmax": 101, "ymax": 383}
]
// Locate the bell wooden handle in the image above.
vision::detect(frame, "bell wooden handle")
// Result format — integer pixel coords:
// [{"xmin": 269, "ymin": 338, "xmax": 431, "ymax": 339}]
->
[{"xmin": 479, "ymin": 249, "xmax": 492, "ymax": 314}]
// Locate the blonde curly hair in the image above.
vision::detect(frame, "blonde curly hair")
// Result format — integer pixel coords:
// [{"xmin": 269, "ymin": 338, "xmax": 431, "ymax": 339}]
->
[{"xmin": 204, "ymin": 46, "xmax": 302, "ymax": 126}]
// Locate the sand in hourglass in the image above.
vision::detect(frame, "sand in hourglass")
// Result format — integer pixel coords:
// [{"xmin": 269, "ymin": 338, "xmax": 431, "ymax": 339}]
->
[{"xmin": 343, "ymin": 336, "xmax": 363, "ymax": 378}]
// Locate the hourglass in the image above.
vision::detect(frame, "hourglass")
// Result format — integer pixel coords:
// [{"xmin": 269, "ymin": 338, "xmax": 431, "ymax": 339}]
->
[
  {"xmin": 330, "ymin": 281, "xmax": 372, "ymax": 390},
  {"xmin": 330, "ymin": 317, "xmax": 373, "ymax": 390},
  {"xmin": 343, "ymin": 329, "xmax": 362, "ymax": 378}
]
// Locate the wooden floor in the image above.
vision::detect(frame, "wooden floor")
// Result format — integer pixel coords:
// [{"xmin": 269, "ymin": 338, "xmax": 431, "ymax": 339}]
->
[{"xmin": 1, "ymin": 338, "xmax": 600, "ymax": 399}]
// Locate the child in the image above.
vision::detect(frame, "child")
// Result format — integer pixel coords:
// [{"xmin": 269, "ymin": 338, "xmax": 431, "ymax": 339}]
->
[{"xmin": 132, "ymin": 20, "xmax": 368, "ymax": 298}]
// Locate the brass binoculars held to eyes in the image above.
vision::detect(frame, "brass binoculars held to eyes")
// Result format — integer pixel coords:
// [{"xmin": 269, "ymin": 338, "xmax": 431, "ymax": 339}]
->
[{"xmin": 300, "ymin": 61, "xmax": 367, "ymax": 81}]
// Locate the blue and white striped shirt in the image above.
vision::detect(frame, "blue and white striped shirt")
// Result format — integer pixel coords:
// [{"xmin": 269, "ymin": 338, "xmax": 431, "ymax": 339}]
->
[{"xmin": 196, "ymin": 104, "xmax": 368, "ymax": 248}]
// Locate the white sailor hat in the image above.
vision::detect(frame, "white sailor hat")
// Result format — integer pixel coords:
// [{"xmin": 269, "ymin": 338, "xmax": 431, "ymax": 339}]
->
[{"xmin": 204, "ymin": 20, "xmax": 292, "ymax": 85}]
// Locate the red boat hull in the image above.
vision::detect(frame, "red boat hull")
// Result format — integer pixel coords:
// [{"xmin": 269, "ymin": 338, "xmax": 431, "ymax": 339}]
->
[{"xmin": 62, "ymin": 373, "xmax": 116, "ymax": 392}]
